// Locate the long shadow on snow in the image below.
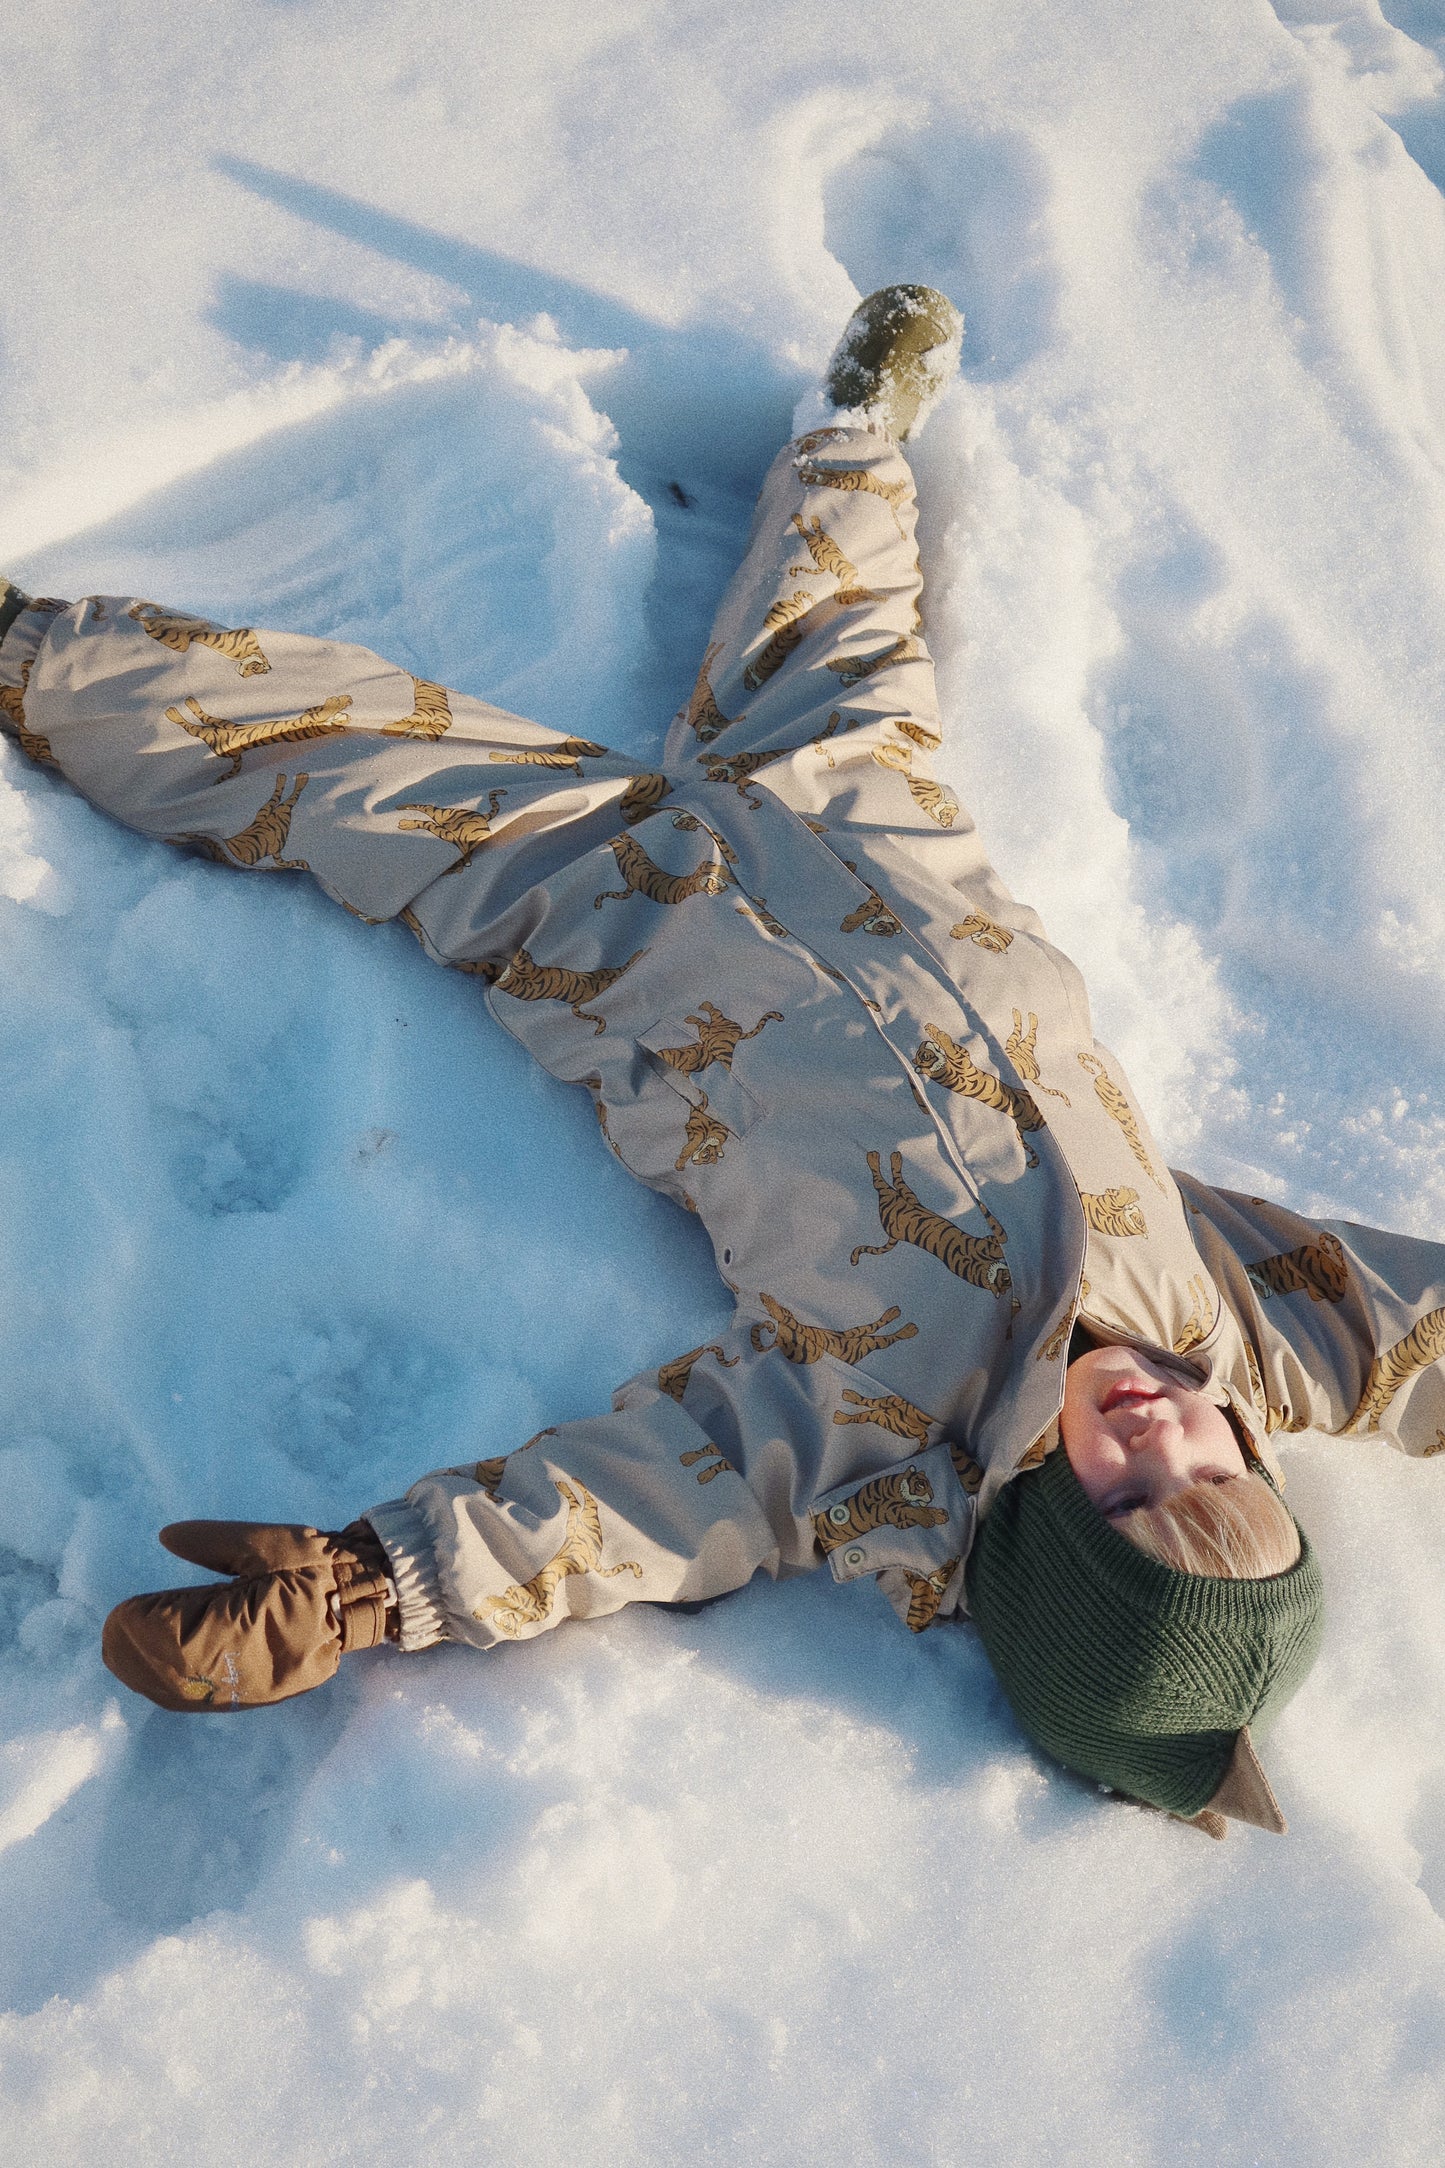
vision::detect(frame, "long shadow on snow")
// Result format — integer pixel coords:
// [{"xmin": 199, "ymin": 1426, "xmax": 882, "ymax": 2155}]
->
[
  {"xmin": 208, "ymin": 158, "xmax": 801, "ymax": 716},
  {"xmin": 29, "ymin": 365, "xmax": 694, "ymax": 759}
]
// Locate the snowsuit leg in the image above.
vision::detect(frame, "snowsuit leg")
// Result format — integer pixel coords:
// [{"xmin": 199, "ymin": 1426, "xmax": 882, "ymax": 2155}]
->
[{"xmin": 662, "ymin": 423, "xmax": 1048, "ymax": 949}]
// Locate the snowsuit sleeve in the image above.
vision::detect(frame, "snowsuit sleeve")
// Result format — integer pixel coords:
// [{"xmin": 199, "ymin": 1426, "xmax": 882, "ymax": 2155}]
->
[
  {"xmin": 364, "ymin": 1321, "xmax": 977, "ymax": 1651},
  {"xmin": 1175, "ymin": 1174, "xmax": 1445, "ymax": 1455}
]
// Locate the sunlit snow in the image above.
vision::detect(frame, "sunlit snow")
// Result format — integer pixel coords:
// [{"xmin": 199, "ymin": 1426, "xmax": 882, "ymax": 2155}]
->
[{"xmin": 3, "ymin": 1, "xmax": 1445, "ymax": 2160}]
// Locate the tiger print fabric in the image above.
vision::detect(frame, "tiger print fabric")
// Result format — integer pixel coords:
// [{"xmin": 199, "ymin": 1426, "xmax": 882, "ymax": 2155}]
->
[{"xmin": 6, "ymin": 418, "xmax": 1443, "ymax": 1654}]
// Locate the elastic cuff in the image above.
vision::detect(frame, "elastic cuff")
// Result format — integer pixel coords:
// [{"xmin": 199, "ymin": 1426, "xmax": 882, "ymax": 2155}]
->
[
  {"xmin": 788, "ymin": 393, "xmax": 899, "ymax": 448},
  {"xmin": 363, "ymin": 1499, "xmax": 452, "ymax": 1652}
]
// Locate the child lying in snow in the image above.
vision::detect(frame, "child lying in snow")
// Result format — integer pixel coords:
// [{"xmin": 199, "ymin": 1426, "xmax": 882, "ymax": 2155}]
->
[{"xmin": 4, "ymin": 287, "xmax": 1441, "ymax": 1839}]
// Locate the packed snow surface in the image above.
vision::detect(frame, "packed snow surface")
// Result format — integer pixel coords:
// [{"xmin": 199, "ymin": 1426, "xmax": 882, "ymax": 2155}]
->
[{"xmin": 4, "ymin": 0, "xmax": 1445, "ymax": 2159}]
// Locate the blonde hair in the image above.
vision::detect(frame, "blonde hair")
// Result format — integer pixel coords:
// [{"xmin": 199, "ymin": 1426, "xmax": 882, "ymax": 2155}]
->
[{"xmin": 1116, "ymin": 1474, "xmax": 1301, "ymax": 1579}]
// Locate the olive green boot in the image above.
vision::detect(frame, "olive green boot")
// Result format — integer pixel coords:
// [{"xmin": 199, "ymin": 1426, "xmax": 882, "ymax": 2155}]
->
[{"xmin": 818, "ymin": 284, "xmax": 963, "ymax": 442}]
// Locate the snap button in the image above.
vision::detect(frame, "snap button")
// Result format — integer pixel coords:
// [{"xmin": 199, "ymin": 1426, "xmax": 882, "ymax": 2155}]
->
[
  {"xmin": 828, "ymin": 1504, "xmax": 852, "ymax": 1525},
  {"xmin": 843, "ymin": 1546, "xmax": 865, "ymax": 1566}
]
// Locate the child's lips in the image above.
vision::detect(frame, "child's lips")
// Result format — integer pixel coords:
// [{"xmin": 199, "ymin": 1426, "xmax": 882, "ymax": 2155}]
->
[{"xmin": 1101, "ymin": 1382, "xmax": 1162, "ymax": 1413}]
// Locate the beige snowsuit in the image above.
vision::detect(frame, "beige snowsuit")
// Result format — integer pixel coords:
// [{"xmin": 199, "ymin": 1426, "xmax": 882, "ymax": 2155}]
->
[{"xmin": 4, "ymin": 426, "xmax": 1443, "ymax": 1653}]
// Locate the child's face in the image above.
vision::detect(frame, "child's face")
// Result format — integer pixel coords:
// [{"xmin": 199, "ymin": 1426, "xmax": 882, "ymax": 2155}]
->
[{"xmin": 1060, "ymin": 1345, "xmax": 1247, "ymax": 1520}]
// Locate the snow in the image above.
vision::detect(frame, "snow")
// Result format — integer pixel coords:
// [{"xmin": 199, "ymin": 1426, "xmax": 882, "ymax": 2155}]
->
[{"xmin": 3, "ymin": 0, "xmax": 1445, "ymax": 2157}]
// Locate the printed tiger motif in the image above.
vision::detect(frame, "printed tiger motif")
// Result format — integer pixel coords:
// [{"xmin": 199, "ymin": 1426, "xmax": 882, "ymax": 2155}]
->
[
  {"xmin": 904, "ymin": 771, "xmax": 958, "ymax": 827},
  {"xmin": 949, "ymin": 1439, "xmax": 985, "ymax": 1494},
  {"xmin": 787, "ymin": 513, "xmax": 876, "ymax": 605},
  {"xmin": 669, "ymin": 810, "xmax": 738, "ymax": 865},
  {"xmin": 1247, "ymin": 1231, "xmax": 1349, "ymax": 1306},
  {"xmin": 734, "ymin": 895, "xmax": 789, "ymax": 938},
  {"xmin": 0, "ymin": 662, "xmax": 55, "ymax": 765},
  {"xmin": 832, "ymin": 1388, "xmax": 933, "ymax": 1443},
  {"xmin": 620, "ymin": 773, "xmax": 672, "ymax": 824},
  {"xmin": 681, "ymin": 641, "xmax": 743, "ymax": 743},
  {"xmin": 951, "ymin": 909, "xmax": 1014, "ymax": 954},
  {"xmin": 792, "ymin": 427, "xmax": 858, "ymax": 455},
  {"xmin": 651, "ymin": 1002, "xmax": 782, "ymax": 1078},
  {"xmin": 489, "ymin": 734, "xmax": 605, "ymax": 774},
  {"xmin": 165, "ymin": 692, "xmax": 352, "ymax": 778},
  {"xmin": 696, "ymin": 743, "xmax": 791, "ymax": 807},
  {"xmin": 812, "ymin": 1467, "xmax": 949, "ymax": 1556},
  {"xmin": 852, "ymin": 1149, "xmax": 1012, "ymax": 1296},
  {"xmin": 675, "ymin": 1092, "xmax": 730, "ymax": 1170},
  {"xmin": 869, "ymin": 738, "xmax": 958, "ymax": 826},
  {"xmin": 472, "ymin": 1428, "xmax": 559, "ymax": 1497},
  {"xmin": 1079, "ymin": 1187, "xmax": 1148, "ymax": 1238},
  {"xmin": 913, "ymin": 1023, "xmax": 1045, "ymax": 1167},
  {"xmin": 1346, "ymin": 1305, "xmax": 1445, "ymax": 1432},
  {"xmin": 794, "ymin": 457, "xmax": 911, "ymax": 539},
  {"xmin": 743, "ymin": 591, "xmax": 817, "ymax": 692},
  {"xmin": 1015, "ymin": 1431, "xmax": 1053, "ymax": 1473},
  {"xmin": 679, "ymin": 1440, "xmax": 736, "ymax": 1484},
  {"xmin": 579, "ymin": 1072, "xmax": 618, "ymax": 1152},
  {"xmin": 656, "ymin": 1342, "xmax": 740, "ymax": 1403},
  {"xmin": 840, "ymin": 878, "xmax": 902, "ymax": 937},
  {"xmin": 1006, "ymin": 1009, "xmax": 1070, "ymax": 1101},
  {"xmin": 489, "ymin": 944, "xmax": 647, "ymax": 1034},
  {"xmin": 381, "ymin": 678, "xmax": 453, "ymax": 740},
  {"xmin": 1173, "ymin": 1273, "xmax": 1218, "ymax": 1355},
  {"xmin": 1036, "ymin": 1307, "xmax": 1074, "ymax": 1362},
  {"xmin": 397, "ymin": 791, "xmax": 507, "ymax": 871},
  {"xmin": 892, "ymin": 713, "xmax": 941, "ymax": 752},
  {"xmin": 477, "ymin": 1478, "xmax": 643, "ymax": 1636},
  {"xmin": 1425, "ymin": 1431, "xmax": 1445, "ymax": 1458},
  {"xmin": 169, "ymin": 771, "xmax": 309, "ymax": 870},
  {"xmin": 128, "ymin": 602, "xmax": 270, "ymax": 677},
  {"xmin": 812, "ymin": 709, "xmax": 865, "ymax": 767},
  {"xmin": 901, "ymin": 1558, "xmax": 961, "ymax": 1633},
  {"xmin": 594, "ymin": 831, "xmax": 731, "ymax": 909},
  {"xmin": 826, "ymin": 634, "xmax": 918, "ymax": 690},
  {"xmin": 1077, "ymin": 1052, "xmax": 1164, "ymax": 1190},
  {"xmin": 750, "ymin": 1293, "xmax": 920, "ymax": 1364}
]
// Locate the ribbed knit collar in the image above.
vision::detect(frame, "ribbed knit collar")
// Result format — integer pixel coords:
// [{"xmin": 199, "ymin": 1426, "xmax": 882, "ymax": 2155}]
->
[{"xmin": 965, "ymin": 1449, "xmax": 1325, "ymax": 1815}]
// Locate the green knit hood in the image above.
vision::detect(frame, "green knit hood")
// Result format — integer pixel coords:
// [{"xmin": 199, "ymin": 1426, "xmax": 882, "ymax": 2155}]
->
[{"xmin": 965, "ymin": 1449, "xmax": 1325, "ymax": 1816}]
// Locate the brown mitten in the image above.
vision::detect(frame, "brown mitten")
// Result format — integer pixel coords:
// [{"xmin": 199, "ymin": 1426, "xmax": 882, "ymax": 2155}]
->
[{"xmin": 102, "ymin": 1520, "xmax": 395, "ymax": 1712}]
